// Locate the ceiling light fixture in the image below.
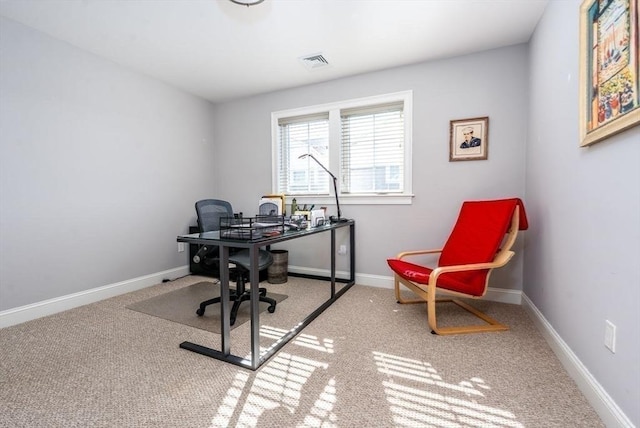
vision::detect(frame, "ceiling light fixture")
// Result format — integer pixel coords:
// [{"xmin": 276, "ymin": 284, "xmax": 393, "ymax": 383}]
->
[{"xmin": 229, "ymin": 0, "xmax": 264, "ymax": 6}]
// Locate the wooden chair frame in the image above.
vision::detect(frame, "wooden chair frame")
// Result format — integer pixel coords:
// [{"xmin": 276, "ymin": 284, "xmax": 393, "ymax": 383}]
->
[{"xmin": 393, "ymin": 209, "xmax": 520, "ymax": 335}]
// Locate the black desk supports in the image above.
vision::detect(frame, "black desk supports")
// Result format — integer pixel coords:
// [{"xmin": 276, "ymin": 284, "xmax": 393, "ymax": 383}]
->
[{"xmin": 177, "ymin": 220, "xmax": 355, "ymax": 370}]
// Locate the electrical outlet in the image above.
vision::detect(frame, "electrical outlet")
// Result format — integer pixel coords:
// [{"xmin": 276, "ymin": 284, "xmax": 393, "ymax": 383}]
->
[
  {"xmin": 604, "ymin": 320, "xmax": 616, "ymax": 353},
  {"xmin": 338, "ymin": 245, "xmax": 347, "ymax": 255},
  {"xmin": 178, "ymin": 242, "xmax": 185, "ymax": 253}
]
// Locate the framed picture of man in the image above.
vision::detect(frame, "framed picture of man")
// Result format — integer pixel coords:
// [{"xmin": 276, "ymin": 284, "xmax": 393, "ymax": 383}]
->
[
  {"xmin": 449, "ymin": 116, "xmax": 489, "ymax": 161},
  {"xmin": 579, "ymin": 0, "xmax": 640, "ymax": 147}
]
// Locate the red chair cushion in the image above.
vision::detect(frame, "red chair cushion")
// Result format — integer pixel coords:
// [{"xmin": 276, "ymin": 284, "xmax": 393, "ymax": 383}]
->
[{"xmin": 387, "ymin": 258, "xmax": 484, "ymax": 295}]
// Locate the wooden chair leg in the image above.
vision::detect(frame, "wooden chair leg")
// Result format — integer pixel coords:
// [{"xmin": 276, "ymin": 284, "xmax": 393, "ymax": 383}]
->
[
  {"xmin": 395, "ymin": 275, "xmax": 508, "ymax": 335},
  {"xmin": 429, "ymin": 299, "xmax": 508, "ymax": 335},
  {"xmin": 395, "ymin": 275, "xmax": 428, "ymax": 304}
]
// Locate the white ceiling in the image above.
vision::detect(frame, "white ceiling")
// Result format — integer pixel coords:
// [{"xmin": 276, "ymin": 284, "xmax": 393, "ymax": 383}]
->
[{"xmin": 0, "ymin": 0, "xmax": 548, "ymax": 104}]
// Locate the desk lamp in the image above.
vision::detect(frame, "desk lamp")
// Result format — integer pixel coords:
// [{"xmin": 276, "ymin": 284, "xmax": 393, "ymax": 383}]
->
[{"xmin": 298, "ymin": 154, "xmax": 349, "ymax": 223}]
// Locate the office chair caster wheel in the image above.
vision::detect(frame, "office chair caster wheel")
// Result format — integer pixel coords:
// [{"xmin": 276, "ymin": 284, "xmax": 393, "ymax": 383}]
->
[
  {"xmin": 268, "ymin": 304, "xmax": 276, "ymax": 313},
  {"xmin": 196, "ymin": 308, "xmax": 205, "ymax": 316}
]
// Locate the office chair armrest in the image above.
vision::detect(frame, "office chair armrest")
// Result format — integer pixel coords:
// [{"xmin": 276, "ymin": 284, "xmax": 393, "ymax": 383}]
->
[
  {"xmin": 396, "ymin": 248, "xmax": 443, "ymax": 259},
  {"xmin": 193, "ymin": 245, "xmax": 219, "ymax": 264},
  {"xmin": 193, "ymin": 245, "xmax": 208, "ymax": 263}
]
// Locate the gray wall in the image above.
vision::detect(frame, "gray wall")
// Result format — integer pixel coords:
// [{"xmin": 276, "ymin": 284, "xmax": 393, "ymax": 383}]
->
[
  {"xmin": 212, "ymin": 44, "xmax": 529, "ymax": 288},
  {"xmin": 526, "ymin": 1, "xmax": 640, "ymax": 425},
  {"xmin": 0, "ymin": 18, "xmax": 217, "ymax": 310}
]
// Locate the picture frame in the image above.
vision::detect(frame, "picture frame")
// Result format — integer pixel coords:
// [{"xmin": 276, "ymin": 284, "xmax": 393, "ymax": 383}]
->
[
  {"xmin": 449, "ymin": 116, "xmax": 489, "ymax": 162},
  {"xmin": 579, "ymin": 0, "xmax": 640, "ymax": 147}
]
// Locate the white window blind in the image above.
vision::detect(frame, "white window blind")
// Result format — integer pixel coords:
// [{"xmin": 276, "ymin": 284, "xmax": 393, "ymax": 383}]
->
[
  {"xmin": 340, "ymin": 102, "xmax": 404, "ymax": 194},
  {"xmin": 277, "ymin": 113, "xmax": 330, "ymax": 195}
]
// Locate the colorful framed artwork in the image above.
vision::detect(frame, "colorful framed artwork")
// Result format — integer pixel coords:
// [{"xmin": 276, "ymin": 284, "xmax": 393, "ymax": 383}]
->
[
  {"xmin": 579, "ymin": 0, "xmax": 640, "ymax": 147},
  {"xmin": 449, "ymin": 116, "xmax": 489, "ymax": 161}
]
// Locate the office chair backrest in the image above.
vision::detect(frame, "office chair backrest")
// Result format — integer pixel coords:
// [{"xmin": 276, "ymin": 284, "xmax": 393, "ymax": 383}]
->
[{"xmin": 195, "ymin": 199, "xmax": 233, "ymax": 233}]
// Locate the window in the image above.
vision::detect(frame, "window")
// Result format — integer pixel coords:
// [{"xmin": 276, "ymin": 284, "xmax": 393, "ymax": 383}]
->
[
  {"xmin": 276, "ymin": 113, "xmax": 329, "ymax": 195},
  {"xmin": 272, "ymin": 91, "xmax": 412, "ymax": 205},
  {"xmin": 340, "ymin": 103, "xmax": 405, "ymax": 194}
]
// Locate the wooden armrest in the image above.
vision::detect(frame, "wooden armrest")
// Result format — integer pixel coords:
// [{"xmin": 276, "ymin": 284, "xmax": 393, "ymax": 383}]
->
[
  {"xmin": 430, "ymin": 251, "xmax": 515, "ymax": 280},
  {"xmin": 396, "ymin": 248, "xmax": 443, "ymax": 259}
]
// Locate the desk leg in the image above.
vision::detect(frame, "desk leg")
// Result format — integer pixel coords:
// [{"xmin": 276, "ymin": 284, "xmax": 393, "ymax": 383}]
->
[
  {"xmin": 350, "ymin": 222, "xmax": 356, "ymax": 283},
  {"xmin": 330, "ymin": 228, "xmax": 336, "ymax": 298},
  {"xmin": 249, "ymin": 245, "xmax": 260, "ymax": 369},
  {"xmin": 219, "ymin": 244, "xmax": 231, "ymax": 356}
]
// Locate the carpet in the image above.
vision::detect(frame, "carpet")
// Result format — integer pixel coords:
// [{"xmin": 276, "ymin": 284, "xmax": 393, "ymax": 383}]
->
[
  {"xmin": 126, "ymin": 281, "xmax": 287, "ymax": 333},
  {"xmin": 0, "ymin": 275, "xmax": 606, "ymax": 427}
]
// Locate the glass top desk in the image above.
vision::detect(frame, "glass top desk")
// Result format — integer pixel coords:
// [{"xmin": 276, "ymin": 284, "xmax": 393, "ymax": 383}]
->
[{"xmin": 177, "ymin": 219, "xmax": 355, "ymax": 370}]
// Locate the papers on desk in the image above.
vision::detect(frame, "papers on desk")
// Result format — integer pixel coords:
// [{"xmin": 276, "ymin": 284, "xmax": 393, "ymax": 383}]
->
[
  {"xmin": 219, "ymin": 216, "xmax": 284, "ymax": 240},
  {"xmin": 221, "ymin": 229, "xmax": 281, "ymax": 239}
]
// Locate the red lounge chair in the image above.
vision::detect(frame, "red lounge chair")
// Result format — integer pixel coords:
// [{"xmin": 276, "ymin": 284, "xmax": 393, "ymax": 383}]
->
[{"xmin": 387, "ymin": 198, "xmax": 528, "ymax": 335}]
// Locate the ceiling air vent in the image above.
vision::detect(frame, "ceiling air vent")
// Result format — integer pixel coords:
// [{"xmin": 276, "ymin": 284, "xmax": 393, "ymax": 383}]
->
[{"xmin": 299, "ymin": 53, "xmax": 330, "ymax": 70}]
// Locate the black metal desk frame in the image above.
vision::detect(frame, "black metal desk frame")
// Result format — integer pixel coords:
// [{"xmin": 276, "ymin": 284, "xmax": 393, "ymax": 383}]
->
[{"xmin": 176, "ymin": 220, "xmax": 355, "ymax": 370}]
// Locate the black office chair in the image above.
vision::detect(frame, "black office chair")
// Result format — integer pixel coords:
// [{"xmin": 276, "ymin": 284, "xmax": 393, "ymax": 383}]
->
[{"xmin": 193, "ymin": 199, "xmax": 277, "ymax": 325}]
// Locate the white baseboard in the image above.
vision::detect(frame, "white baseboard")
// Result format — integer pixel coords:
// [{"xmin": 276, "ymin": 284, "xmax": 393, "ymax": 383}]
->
[
  {"xmin": 521, "ymin": 294, "xmax": 634, "ymax": 428},
  {"xmin": 288, "ymin": 267, "xmax": 522, "ymax": 305},
  {"xmin": 288, "ymin": 265, "xmax": 353, "ymax": 281},
  {"xmin": 0, "ymin": 264, "xmax": 519, "ymax": 326},
  {"xmin": 0, "ymin": 266, "xmax": 191, "ymax": 329}
]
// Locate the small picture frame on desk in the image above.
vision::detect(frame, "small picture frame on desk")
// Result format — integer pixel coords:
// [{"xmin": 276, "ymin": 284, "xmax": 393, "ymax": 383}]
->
[{"xmin": 259, "ymin": 194, "xmax": 285, "ymax": 216}]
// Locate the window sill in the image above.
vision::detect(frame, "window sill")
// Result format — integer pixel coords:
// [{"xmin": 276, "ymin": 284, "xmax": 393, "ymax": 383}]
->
[{"xmin": 286, "ymin": 194, "xmax": 414, "ymax": 206}]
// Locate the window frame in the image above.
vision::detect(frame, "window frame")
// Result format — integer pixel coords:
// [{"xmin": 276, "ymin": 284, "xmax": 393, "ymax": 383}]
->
[{"xmin": 271, "ymin": 90, "xmax": 413, "ymax": 206}]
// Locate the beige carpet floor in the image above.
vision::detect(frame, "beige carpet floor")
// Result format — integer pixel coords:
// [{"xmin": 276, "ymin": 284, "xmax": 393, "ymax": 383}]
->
[{"xmin": 0, "ymin": 275, "xmax": 604, "ymax": 427}]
